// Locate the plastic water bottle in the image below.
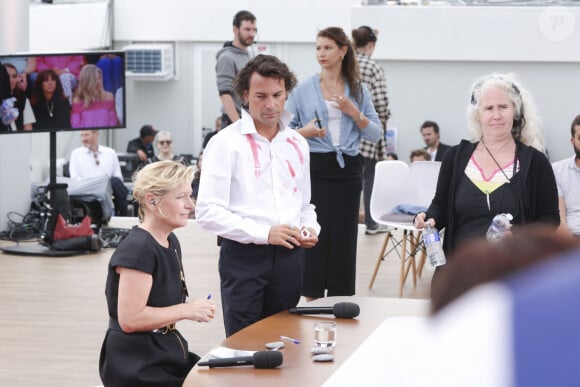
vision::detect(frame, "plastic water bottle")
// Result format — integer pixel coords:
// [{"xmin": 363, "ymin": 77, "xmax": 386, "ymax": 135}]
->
[
  {"xmin": 486, "ymin": 213, "xmax": 513, "ymax": 243},
  {"xmin": 423, "ymin": 224, "xmax": 446, "ymax": 267}
]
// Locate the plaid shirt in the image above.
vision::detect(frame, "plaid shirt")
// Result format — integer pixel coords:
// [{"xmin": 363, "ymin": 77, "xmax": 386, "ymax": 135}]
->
[{"xmin": 357, "ymin": 53, "xmax": 391, "ymax": 160}]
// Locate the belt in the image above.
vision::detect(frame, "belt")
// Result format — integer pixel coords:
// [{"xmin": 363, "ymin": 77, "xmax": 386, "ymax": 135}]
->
[{"xmin": 109, "ymin": 318, "xmax": 176, "ymax": 334}]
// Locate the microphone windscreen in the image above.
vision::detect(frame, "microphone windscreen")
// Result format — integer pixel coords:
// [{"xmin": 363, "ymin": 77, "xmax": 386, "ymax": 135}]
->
[
  {"xmin": 253, "ymin": 350, "xmax": 283, "ymax": 369},
  {"xmin": 333, "ymin": 302, "xmax": 360, "ymax": 318}
]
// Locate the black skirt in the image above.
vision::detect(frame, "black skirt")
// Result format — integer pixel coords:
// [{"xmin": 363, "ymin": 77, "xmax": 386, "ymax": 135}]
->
[{"xmin": 99, "ymin": 325, "xmax": 199, "ymax": 387}]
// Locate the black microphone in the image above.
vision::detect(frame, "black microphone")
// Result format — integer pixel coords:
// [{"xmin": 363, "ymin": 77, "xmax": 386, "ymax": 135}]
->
[
  {"xmin": 197, "ymin": 350, "xmax": 283, "ymax": 369},
  {"xmin": 288, "ymin": 302, "xmax": 360, "ymax": 319}
]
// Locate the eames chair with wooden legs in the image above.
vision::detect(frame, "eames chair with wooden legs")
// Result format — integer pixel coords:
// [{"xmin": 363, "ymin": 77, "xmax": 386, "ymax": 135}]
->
[{"xmin": 368, "ymin": 160, "xmax": 423, "ymax": 297}]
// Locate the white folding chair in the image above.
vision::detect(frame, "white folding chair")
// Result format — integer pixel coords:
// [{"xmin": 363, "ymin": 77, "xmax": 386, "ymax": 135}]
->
[
  {"xmin": 409, "ymin": 161, "xmax": 442, "ymax": 278},
  {"xmin": 368, "ymin": 160, "xmax": 424, "ymax": 297}
]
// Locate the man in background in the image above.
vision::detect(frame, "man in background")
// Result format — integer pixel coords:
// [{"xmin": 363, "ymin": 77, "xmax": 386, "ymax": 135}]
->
[
  {"xmin": 127, "ymin": 124, "xmax": 157, "ymax": 163},
  {"xmin": 70, "ymin": 130, "xmax": 128, "ymax": 216},
  {"xmin": 420, "ymin": 120, "xmax": 450, "ymax": 161},
  {"xmin": 552, "ymin": 114, "xmax": 580, "ymax": 238},
  {"xmin": 215, "ymin": 10, "xmax": 257, "ymax": 129}
]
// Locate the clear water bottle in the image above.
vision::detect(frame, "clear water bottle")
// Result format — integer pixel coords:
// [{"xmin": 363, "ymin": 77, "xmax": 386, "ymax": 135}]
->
[
  {"xmin": 423, "ymin": 224, "xmax": 446, "ymax": 267},
  {"xmin": 486, "ymin": 213, "xmax": 513, "ymax": 243}
]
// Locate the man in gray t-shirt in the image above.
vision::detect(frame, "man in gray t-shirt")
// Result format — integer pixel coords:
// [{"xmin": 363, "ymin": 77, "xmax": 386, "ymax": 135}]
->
[{"xmin": 215, "ymin": 10, "xmax": 257, "ymax": 129}]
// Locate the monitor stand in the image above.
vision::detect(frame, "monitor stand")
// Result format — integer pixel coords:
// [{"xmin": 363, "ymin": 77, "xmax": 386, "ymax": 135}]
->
[{"xmin": 1, "ymin": 131, "xmax": 81, "ymax": 257}]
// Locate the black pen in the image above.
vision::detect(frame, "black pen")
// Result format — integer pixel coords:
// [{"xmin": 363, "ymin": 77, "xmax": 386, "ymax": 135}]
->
[{"xmin": 314, "ymin": 111, "xmax": 322, "ymax": 129}]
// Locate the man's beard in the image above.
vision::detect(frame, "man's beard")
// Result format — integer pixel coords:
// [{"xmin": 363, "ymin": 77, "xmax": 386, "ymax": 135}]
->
[
  {"xmin": 237, "ymin": 33, "xmax": 253, "ymax": 48},
  {"xmin": 575, "ymin": 143, "xmax": 580, "ymax": 160}
]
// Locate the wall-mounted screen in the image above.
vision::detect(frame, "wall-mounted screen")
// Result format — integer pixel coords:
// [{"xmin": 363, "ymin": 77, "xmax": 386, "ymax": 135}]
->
[{"xmin": 0, "ymin": 50, "xmax": 125, "ymax": 133}]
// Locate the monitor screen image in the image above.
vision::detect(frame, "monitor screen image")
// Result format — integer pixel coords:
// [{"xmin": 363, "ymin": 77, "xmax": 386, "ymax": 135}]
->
[{"xmin": 0, "ymin": 50, "xmax": 126, "ymax": 133}]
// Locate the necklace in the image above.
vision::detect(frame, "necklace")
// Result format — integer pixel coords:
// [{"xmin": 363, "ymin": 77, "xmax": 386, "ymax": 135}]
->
[
  {"xmin": 174, "ymin": 248, "xmax": 189, "ymax": 302},
  {"xmin": 481, "ymin": 140, "xmax": 512, "ymax": 183},
  {"xmin": 320, "ymin": 74, "xmax": 343, "ymax": 96},
  {"xmin": 46, "ymin": 100, "xmax": 54, "ymax": 118},
  {"xmin": 480, "ymin": 139, "xmax": 519, "ymax": 212}
]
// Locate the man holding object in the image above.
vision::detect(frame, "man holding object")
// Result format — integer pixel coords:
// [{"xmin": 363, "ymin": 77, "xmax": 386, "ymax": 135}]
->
[{"xmin": 196, "ymin": 55, "xmax": 320, "ymax": 336}]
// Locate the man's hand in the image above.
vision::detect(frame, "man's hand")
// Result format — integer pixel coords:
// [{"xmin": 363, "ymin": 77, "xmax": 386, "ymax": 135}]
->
[{"xmin": 268, "ymin": 225, "xmax": 305, "ymax": 249}]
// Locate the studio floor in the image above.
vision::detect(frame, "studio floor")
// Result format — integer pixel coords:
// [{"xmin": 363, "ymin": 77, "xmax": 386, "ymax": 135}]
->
[{"xmin": 0, "ymin": 217, "xmax": 433, "ymax": 387}]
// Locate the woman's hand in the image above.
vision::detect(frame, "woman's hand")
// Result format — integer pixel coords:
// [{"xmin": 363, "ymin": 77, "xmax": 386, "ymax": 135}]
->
[
  {"xmin": 414, "ymin": 212, "xmax": 435, "ymax": 229},
  {"xmin": 331, "ymin": 94, "xmax": 358, "ymax": 118},
  {"xmin": 298, "ymin": 118, "xmax": 326, "ymax": 139},
  {"xmin": 186, "ymin": 299, "xmax": 217, "ymax": 323}
]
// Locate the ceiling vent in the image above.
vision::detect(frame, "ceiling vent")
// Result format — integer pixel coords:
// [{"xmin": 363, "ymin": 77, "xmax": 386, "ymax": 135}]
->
[{"xmin": 124, "ymin": 43, "xmax": 175, "ymax": 81}]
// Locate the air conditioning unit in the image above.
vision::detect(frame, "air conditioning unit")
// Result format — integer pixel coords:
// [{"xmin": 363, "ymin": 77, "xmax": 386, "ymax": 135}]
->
[{"xmin": 124, "ymin": 43, "xmax": 175, "ymax": 81}]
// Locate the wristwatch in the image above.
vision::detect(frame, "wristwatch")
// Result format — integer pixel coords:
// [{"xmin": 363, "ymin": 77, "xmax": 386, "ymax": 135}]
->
[{"xmin": 354, "ymin": 112, "xmax": 365, "ymax": 123}]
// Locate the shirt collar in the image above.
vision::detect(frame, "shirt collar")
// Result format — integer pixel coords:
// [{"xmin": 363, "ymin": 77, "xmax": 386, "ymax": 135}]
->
[
  {"xmin": 569, "ymin": 155, "xmax": 580, "ymax": 171},
  {"xmin": 240, "ymin": 108, "xmax": 294, "ymax": 135},
  {"xmin": 84, "ymin": 145, "xmax": 101, "ymax": 154}
]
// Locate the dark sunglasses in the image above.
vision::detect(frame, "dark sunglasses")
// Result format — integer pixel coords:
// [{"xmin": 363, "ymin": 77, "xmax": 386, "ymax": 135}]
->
[{"xmin": 159, "ymin": 140, "xmax": 172, "ymax": 145}]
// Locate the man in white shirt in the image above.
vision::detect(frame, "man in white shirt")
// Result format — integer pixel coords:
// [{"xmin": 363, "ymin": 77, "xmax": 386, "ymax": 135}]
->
[
  {"xmin": 552, "ymin": 114, "xmax": 580, "ymax": 237},
  {"xmin": 69, "ymin": 130, "xmax": 128, "ymax": 216},
  {"xmin": 196, "ymin": 55, "xmax": 320, "ymax": 336}
]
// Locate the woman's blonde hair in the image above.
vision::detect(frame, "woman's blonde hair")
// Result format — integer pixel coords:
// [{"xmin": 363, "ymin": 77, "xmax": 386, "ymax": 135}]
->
[
  {"xmin": 132, "ymin": 160, "xmax": 194, "ymax": 221},
  {"xmin": 75, "ymin": 64, "xmax": 104, "ymax": 109}
]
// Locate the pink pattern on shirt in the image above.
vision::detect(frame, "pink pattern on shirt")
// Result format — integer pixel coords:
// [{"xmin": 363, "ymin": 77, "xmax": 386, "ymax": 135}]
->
[
  {"xmin": 470, "ymin": 154, "xmax": 515, "ymax": 182},
  {"xmin": 286, "ymin": 136, "xmax": 304, "ymax": 165},
  {"xmin": 246, "ymin": 134, "xmax": 262, "ymax": 178},
  {"xmin": 285, "ymin": 159, "xmax": 298, "ymax": 193}
]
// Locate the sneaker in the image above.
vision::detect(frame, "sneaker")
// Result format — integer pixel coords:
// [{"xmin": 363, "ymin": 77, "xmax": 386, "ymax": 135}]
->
[{"xmin": 365, "ymin": 224, "xmax": 390, "ymax": 235}]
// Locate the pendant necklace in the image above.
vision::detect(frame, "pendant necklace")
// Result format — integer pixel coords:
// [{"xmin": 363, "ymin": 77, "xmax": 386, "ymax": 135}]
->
[
  {"xmin": 480, "ymin": 139, "xmax": 516, "ymax": 211},
  {"xmin": 46, "ymin": 100, "xmax": 54, "ymax": 118}
]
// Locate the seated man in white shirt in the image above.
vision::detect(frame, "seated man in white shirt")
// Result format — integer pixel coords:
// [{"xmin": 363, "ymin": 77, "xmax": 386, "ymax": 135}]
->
[
  {"xmin": 195, "ymin": 55, "xmax": 320, "ymax": 337},
  {"xmin": 552, "ymin": 114, "xmax": 580, "ymax": 238},
  {"xmin": 69, "ymin": 130, "xmax": 128, "ymax": 216}
]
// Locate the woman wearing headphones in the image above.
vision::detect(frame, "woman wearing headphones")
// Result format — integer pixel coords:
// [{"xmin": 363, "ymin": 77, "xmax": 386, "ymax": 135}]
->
[
  {"xmin": 99, "ymin": 161, "xmax": 217, "ymax": 387},
  {"xmin": 414, "ymin": 73, "xmax": 560, "ymax": 288}
]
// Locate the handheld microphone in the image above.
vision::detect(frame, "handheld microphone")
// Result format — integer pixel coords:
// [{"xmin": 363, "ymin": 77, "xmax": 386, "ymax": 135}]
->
[
  {"xmin": 288, "ymin": 302, "xmax": 360, "ymax": 319},
  {"xmin": 197, "ymin": 350, "xmax": 283, "ymax": 369}
]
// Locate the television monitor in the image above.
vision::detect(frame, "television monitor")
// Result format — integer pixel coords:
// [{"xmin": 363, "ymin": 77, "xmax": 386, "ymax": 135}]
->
[{"xmin": 0, "ymin": 50, "xmax": 126, "ymax": 133}]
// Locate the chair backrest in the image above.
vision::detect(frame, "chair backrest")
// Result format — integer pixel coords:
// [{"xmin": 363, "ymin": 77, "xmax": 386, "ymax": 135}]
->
[
  {"xmin": 370, "ymin": 160, "xmax": 420, "ymax": 225},
  {"xmin": 409, "ymin": 161, "xmax": 441, "ymax": 208},
  {"xmin": 116, "ymin": 152, "xmax": 140, "ymax": 182}
]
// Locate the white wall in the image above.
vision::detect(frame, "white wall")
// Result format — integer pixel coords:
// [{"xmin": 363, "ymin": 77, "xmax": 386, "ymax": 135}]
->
[
  {"xmin": 2, "ymin": 1, "xmax": 580, "ymax": 231},
  {"xmin": 353, "ymin": 5, "xmax": 580, "ymax": 162},
  {"xmin": 110, "ymin": 2, "xmax": 580, "ymax": 162}
]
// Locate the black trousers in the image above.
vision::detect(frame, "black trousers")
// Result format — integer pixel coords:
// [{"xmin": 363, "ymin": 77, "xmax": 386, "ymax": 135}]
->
[
  {"xmin": 302, "ymin": 152, "xmax": 363, "ymax": 298},
  {"xmin": 110, "ymin": 176, "xmax": 128, "ymax": 216},
  {"xmin": 219, "ymin": 239, "xmax": 305, "ymax": 337}
]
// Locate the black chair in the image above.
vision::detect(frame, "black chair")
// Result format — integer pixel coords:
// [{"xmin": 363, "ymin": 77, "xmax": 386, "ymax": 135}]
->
[{"xmin": 116, "ymin": 152, "xmax": 140, "ymax": 182}]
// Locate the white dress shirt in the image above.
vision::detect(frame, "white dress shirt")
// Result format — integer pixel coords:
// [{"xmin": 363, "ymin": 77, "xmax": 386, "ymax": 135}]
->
[
  {"xmin": 195, "ymin": 109, "xmax": 320, "ymax": 245},
  {"xmin": 69, "ymin": 144, "xmax": 123, "ymax": 181}
]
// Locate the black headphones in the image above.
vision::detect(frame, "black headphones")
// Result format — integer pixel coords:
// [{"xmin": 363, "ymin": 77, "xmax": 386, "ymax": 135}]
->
[{"xmin": 470, "ymin": 77, "xmax": 525, "ymax": 140}]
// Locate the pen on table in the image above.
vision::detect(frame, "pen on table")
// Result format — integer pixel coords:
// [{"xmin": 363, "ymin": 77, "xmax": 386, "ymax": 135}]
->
[
  {"xmin": 206, "ymin": 294, "xmax": 212, "ymax": 300},
  {"xmin": 314, "ymin": 111, "xmax": 322, "ymax": 129},
  {"xmin": 280, "ymin": 335, "xmax": 300, "ymax": 344}
]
